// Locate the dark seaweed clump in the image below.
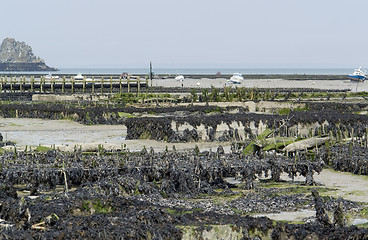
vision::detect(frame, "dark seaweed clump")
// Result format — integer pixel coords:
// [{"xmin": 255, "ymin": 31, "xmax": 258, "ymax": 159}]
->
[
  {"xmin": 319, "ymin": 144, "xmax": 368, "ymax": 175},
  {"xmin": 0, "ymin": 148, "xmax": 366, "ymax": 239}
]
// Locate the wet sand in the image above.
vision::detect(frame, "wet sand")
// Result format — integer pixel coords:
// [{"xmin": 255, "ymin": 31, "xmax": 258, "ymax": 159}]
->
[
  {"xmin": 152, "ymin": 77, "xmax": 367, "ymax": 92},
  {"xmin": 256, "ymin": 169, "xmax": 368, "ymax": 223},
  {"xmin": 0, "ymin": 117, "xmax": 230, "ymax": 152},
  {"xmin": 280, "ymin": 170, "xmax": 368, "ymax": 203},
  {"xmin": 0, "ymin": 118, "xmax": 127, "ymax": 147},
  {"xmin": 1, "ymin": 117, "xmax": 367, "ymax": 224},
  {"xmin": 314, "ymin": 169, "xmax": 368, "ymax": 203},
  {"xmin": 2, "ymin": 118, "xmax": 367, "ymax": 203}
]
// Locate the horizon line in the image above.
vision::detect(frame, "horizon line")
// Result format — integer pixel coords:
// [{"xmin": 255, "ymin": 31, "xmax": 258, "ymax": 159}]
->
[{"xmin": 56, "ymin": 66, "xmax": 360, "ymax": 69}]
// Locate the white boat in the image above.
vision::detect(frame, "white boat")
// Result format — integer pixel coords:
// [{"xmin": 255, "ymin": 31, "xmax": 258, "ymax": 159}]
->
[
  {"xmin": 347, "ymin": 67, "xmax": 366, "ymax": 82},
  {"xmin": 45, "ymin": 73, "xmax": 59, "ymax": 80},
  {"xmin": 175, "ymin": 75, "xmax": 184, "ymax": 81},
  {"xmin": 227, "ymin": 73, "xmax": 244, "ymax": 84},
  {"xmin": 74, "ymin": 73, "xmax": 84, "ymax": 80}
]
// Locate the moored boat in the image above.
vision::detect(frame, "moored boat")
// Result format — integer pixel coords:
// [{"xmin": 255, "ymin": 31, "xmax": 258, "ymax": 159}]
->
[
  {"xmin": 45, "ymin": 73, "xmax": 59, "ymax": 80},
  {"xmin": 227, "ymin": 73, "xmax": 244, "ymax": 84},
  {"xmin": 74, "ymin": 73, "xmax": 84, "ymax": 80},
  {"xmin": 348, "ymin": 67, "xmax": 366, "ymax": 82},
  {"xmin": 175, "ymin": 75, "xmax": 184, "ymax": 81}
]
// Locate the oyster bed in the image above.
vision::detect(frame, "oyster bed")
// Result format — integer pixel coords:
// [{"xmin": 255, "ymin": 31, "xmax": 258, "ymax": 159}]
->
[
  {"xmin": 0, "ymin": 147, "xmax": 367, "ymax": 239},
  {"xmin": 0, "ymin": 95, "xmax": 368, "ymax": 238}
]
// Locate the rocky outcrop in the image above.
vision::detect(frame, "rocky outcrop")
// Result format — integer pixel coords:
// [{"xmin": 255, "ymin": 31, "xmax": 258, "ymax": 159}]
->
[{"xmin": 0, "ymin": 38, "xmax": 57, "ymax": 71}]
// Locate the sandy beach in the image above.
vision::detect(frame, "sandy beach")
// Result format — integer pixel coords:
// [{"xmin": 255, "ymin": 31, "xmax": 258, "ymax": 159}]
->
[
  {"xmin": 0, "ymin": 81, "xmax": 367, "ymax": 227},
  {"xmin": 0, "ymin": 117, "xmax": 231, "ymax": 153},
  {"xmin": 152, "ymin": 77, "xmax": 367, "ymax": 92},
  {"xmin": 1, "ymin": 117, "xmax": 367, "ymax": 202},
  {"xmin": 1, "ymin": 109, "xmax": 367, "ymax": 228}
]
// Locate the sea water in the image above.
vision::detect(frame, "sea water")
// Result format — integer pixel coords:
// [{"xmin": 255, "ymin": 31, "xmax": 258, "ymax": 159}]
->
[
  {"xmin": 0, "ymin": 68, "xmax": 355, "ymax": 75},
  {"xmin": 57, "ymin": 68, "xmax": 354, "ymax": 75}
]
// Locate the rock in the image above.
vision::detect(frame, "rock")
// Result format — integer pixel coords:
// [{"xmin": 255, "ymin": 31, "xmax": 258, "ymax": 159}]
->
[{"xmin": 0, "ymin": 38, "xmax": 57, "ymax": 71}]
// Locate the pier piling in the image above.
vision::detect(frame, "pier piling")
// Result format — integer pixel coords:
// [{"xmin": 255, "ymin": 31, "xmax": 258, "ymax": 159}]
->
[{"xmin": 0, "ymin": 74, "xmax": 146, "ymax": 94}]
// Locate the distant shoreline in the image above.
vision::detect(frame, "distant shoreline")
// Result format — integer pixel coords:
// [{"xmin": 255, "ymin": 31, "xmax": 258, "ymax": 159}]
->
[
  {"xmin": 0, "ymin": 67, "xmax": 355, "ymax": 75},
  {"xmin": 0, "ymin": 72, "xmax": 350, "ymax": 81}
]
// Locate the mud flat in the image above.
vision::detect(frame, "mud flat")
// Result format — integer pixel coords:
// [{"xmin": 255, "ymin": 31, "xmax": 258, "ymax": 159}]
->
[
  {"xmin": 0, "ymin": 86, "xmax": 368, "ymax": 238},
  {"xmin": 0, "ymin": 118, "xmax": 127, "ymax": 147},
  {"xmin": 0, "ymin": 117, "xmax": 232, "ymax": 153},
  {"xmin": 313, "ymin": 169, "xmax": 368, "ymax": 203},
  {"xmin": 152, "ymin": 77, "xmax": 366, "ymax": 92}
]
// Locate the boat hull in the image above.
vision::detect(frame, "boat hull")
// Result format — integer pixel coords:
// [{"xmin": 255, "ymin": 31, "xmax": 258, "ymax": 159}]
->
[
  {"xmin": 175, "ymin": 75, "xmax": 184, "ymax": 81},
  {"xmin": 228, "ymin": 77, "xmax": 243, "ymax": 84},
  {"xmin": 348, "ymin": 75, "xmax": 366, "ymax": 82},
  {"xmin": 227, "ymin": 80, "xmax": 241, "ymax": 84}
]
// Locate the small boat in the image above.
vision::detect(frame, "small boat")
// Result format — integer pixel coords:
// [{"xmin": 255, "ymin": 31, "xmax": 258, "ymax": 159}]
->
[
  {"xmin": 227, "ymin": 73, "xmax": 244, "ymax": 84},
  {"xmin": 74, "ymin": 74, "xmax": 93, "ymax": 82},
  {"xmin": 175, "ymin": 75, "xmax": 184, "ymax": 81},
  {"xmin": 347, "ymin": 67, "xmax": 366, "ymax": 82},
  {"xmin": 45, "ymin": 73, "xmax": 59, "ymax": 80},
  {"xmin": 74, "ymin": 73, "xmax": 84, "ymax": 80}
]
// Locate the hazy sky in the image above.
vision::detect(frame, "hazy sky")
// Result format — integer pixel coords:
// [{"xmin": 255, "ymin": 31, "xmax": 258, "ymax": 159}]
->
[{"xmin": 1, "ymin": 0, "xmax": 367, "ymax": 69}]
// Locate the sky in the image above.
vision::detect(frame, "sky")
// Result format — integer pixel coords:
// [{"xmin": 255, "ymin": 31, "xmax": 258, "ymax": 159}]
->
[{"xmin": 1, "ymin": 0, "xmax": 367, "ymax": 69}]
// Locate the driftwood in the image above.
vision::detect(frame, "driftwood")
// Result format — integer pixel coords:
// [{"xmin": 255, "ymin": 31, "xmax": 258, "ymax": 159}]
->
[{"xmin": 282, "ymin": 137, "xmax": 330, "ymax": 152}]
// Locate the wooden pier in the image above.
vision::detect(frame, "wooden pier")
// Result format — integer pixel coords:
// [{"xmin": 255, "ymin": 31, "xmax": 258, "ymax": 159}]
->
[{"xmin": 0, "ymin": 76, "xmax": 148, "ymax": 94}]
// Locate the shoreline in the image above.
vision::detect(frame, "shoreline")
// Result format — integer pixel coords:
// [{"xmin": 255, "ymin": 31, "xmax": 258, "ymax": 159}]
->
[
  {"xmin": 0, "ymin": 66, "xmax": 356, "ymax": 75},
  {"xmin": 152, "ymin": 77, "xmax": 360, "ymax": 91}
]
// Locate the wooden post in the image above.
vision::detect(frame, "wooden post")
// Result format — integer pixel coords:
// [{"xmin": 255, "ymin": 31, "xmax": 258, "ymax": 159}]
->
[
  {"xmin": 110, "ymin": 76, "xmax": 113, "ymax": 93},
  {"xmin": 10, "ymin": 76, "xmax": 13, "ymax": 92},
  {"xmin": 62, "ymin": 76, "xmax": 65, "ymax": 93},
  {"xmin": 51, "ymin": 77, "xmax": 54, "ymax": 93},
  {"xmin": 42, "ymin": 76, "xmax": 44, "ymax": 92},
  {"xmin": 20, "ymin": 76, "xmax": 23, "ymax": 92},
  {"xmin": 72, "ymin": 77, "xmax": 75, "ymax": 93},
  {"xmin": 22, "ymin": 76, "xmax": 25, "ymax": 92},
  {"xmin": 19, "ymin": 76, "xmax": 23, "ymax": 92},
  {"xmin": 40, "ymin": 76, "xmax": 44, "ymax": 93},
  {"xmin": 31, "ymin": 76, "xmax": 34, "ymax": 92},
  {"xmin": 119, "ymin": 76, "xmax": 122, "ymax": 93},
  {"xmin": 127, "ymin": 76, "xmax": 130, "ymax": 93},
  {"xmin": 137, "ymin": 76, "xmax": 140, "ymax": 94},
  {"xmin": 101, "ymin": 77, "xmax": 104, "ymax": 94},
  {"xmin": 145, "ymin": 76, "xmax": 148, "ymax": 93},
  {"xmin": 92, "ymin": 77, "xmax": 95, "ymax": 93},
  {"xmin": 0, "ymin": 77, "xmax": 3, "ymax": 92},
  {"xmin": 83, "ymin": 77, "xmax": 86, "ymax": 93}
]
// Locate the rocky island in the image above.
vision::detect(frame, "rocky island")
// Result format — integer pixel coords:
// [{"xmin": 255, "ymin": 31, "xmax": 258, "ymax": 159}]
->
[{"xmin": 0, "ymin": 38, "xmax": 57, "ymax": 71}]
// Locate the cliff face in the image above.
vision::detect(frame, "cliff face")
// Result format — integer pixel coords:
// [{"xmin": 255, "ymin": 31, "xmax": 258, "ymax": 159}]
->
[{"xmin": 0, "ymin": 38, "xmax": 57, "ymax": 71}]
